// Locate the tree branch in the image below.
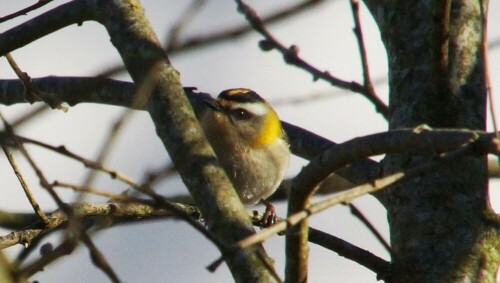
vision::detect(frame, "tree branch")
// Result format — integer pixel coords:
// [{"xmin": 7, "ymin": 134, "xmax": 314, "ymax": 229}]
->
[
  {"xmin": 0, "ymin": 1, "xmax": 280, "ymax": 280},
  {"xmin": 0, "ymin": 0, "xmax": 92, "ymax": 56},
  {"xmin": 285, "ymin": 125, "xmax": 497, "ymax": 282},
  {"xmin": 0, "ymin": 201, "xmax": 201, "ymax": 250},
  {"xmin": 350, "ymin": 0, "xmax": 379, "ymax": 111},
  {"xmin": 167, "ymin": 0, "xmax": 327, "ymax": 55},
  {"xmin": 91, "ymin": 0, "xmax": 279, "ymax": 281},
  {"xmin": 0, "ymin": 76, "xmax": 382, "ymax": 187},
  {"xmin": 2, "ymin": 146, "xmax": 50, "ymax": 225},
  {"xmin": 308, "ymin": 227, "xmax": 391, "ymax": 281},
  {"xmin": 0, "ymin": 0, "xmax": 54, "ymax": 24},
  {"xmin": 217, "ymin": 133, "xmax": 496, "ymax": 283},
  {"xmin": 234, "ymin": 0, "xmax": 389, "ymax": 119}
]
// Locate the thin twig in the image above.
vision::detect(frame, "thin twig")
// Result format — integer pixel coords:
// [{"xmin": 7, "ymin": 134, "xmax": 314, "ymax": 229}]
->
[
  {"xmin": 349, "ymin": 0, "xmax": 379, "ymax": 106},
  {"xmin": 0, "ymin": 201, "xmax": 202, "ymax": 250},
  {"xmin": 16, "ymin": 236, "xmax": 78, "ymax": 281},
  {"xmin": 168, "ymin": 0, "xmax": 326, "ymax": 55},
  {"xmin": 79, "ymin": 231, "xmax": 121, "ymax": 283},
  {"xmin": 63, "ymin": 75, "xmax": 159, "ymax": 281},
  {"xmin": 98, "ymin": 0, "xmax": 327, "ymax": 77},
  {"xmin": 479, "ymin": 0, "xmax": 498, "ymax": 142},
  {"xmin": 125, "ymin": 163, "xmax": 177, "ymax": 199},
  {"xmin": 164, "ymin": 0, "xmax": 205, "ymax": 50},
  {"xmin": 75, "ymin": 108, "xmax": 135, "ymax": 198},
  {"xmin": 2, "ymin": 146, "xmax": 50, "ymax": 225},
  {"xmin": 0, "ymin": 113, "xmax": 66, "ymax": 209},
  {"xmin": 270, "ymin": 76, "xmax": 387, "ymax": 107},
  {"xmin": 5, "ymin": 53, "xmax": 67, "ymax": 111},
  {"xmin": 53, "ymin": 181, "xmax": 132, "ymax": 201},
  {"xmin": 0, "ymin": 116, "xmax": 95, "ymax": 279},
  {"xmin": 347, "ymin": 203, "xmax": 391, "ymax": 255},
  {"xmin": 234, "ymin": 0, "xmax": 389, "ymax": 118},
  {"xmin": 16, "ymin": 135, "xmax": 140, "ymax": 188},
  {"xmin": 237, "ymin": 172, "xmax": 405, "ymax": 256},
  {"xmin": 10, "ymin": 104, "xmax": 49, "ymax": 128},
  {"xmin": 139, "ymin": 163, "xmax": 176, "ymax": 189},
  {"xmin": 134, "ymin": 184, "xmax": 228, "ymax": 252},
  {"xmin": 0, "ymin": 0, "xmax": 53, "ymax": 24},
  {"xmin": 75, "ymin": 60, "xmax": 159, "ymax": 203},
  {"xmin": 308, "ymin": 227, "xmax": 391, "ymax": 280},
  {"xmin": 10, "ymin": 199, "xmax": 203, "ymax": 280}
]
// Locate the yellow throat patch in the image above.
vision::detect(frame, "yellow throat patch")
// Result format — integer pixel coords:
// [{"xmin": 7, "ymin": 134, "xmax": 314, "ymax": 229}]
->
[{"xmin": 253, "ymin": 108, "xmax": 282, "ymax": 147}]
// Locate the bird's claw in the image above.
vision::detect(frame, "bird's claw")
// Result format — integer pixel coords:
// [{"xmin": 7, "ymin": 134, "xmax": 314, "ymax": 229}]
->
[{"xmin": 258, "ymin": 199, "xmax": 277, "ymax": 228}]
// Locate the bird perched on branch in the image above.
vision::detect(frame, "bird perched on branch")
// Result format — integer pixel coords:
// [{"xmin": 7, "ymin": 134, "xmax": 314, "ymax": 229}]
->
[{"xmin": 200, "ymin": 88, "xmax": 290, "ymax": 226}]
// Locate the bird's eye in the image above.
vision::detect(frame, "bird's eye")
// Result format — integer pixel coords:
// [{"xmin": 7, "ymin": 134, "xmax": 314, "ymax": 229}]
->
[{"xmin": 229, "ymin": 108, "xmax": 253, "ymax": 120}]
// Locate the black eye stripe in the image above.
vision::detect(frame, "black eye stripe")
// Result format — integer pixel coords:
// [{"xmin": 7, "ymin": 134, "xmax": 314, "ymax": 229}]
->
[{"xmin": 229, "ymin": 108, "xmax": 254, "ymax": 120}]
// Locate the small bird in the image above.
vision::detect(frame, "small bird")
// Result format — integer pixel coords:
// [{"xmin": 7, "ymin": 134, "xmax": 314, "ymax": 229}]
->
[{"xmin": 200, "ymin": 88, "xmax": 290, "ymax": 226}]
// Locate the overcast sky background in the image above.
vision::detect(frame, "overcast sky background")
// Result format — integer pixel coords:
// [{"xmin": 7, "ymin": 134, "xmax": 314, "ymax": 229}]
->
[{"xmin": 0, "ymin": 1, "xmax": 499, "ymax": 282}]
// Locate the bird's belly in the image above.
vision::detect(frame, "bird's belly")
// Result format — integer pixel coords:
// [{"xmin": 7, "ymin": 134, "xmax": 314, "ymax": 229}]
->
[{"xmin": 218, "ymin": 144, "xmax": 289, "ymax": 205}]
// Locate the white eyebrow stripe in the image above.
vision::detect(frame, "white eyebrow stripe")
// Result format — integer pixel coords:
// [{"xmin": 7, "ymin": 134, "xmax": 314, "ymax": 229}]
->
[{"xmin": 231, "ymin": 102, "xmax": 268, "ymax": 116}]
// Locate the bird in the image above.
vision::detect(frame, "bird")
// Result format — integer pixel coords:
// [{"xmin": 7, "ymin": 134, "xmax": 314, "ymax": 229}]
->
[{"xmin": 200, "ymin": 88, "xmax": 290, "ymax": 226}]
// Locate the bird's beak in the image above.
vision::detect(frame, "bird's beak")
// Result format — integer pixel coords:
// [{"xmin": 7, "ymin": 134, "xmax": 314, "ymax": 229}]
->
[{"xmin": 203, "ymin": 99, "xmax": 222, "ymax": 112}]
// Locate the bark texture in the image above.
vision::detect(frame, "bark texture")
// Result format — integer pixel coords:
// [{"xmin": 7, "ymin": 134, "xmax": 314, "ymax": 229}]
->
[
  {"xmin": 92, "ymin": 1, "xmax": 279, "ymax": 282},
  {"xmin": 364, "ymin": 0, "xmax": 499, "ymax": 282}
]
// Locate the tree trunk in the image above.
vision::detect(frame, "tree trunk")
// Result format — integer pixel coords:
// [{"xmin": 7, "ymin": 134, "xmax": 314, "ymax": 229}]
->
[{"xmin": 364, "ymin": 0, "xmax": 500, "ymax": 282}]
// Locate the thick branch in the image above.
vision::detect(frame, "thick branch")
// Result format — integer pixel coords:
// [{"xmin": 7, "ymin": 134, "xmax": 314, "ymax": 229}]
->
[
  {"xmin": 0, "ymin": 201, "xmax": 201, "ymax": 250},
  {"xmin": 91, "ymin": 1, "xmax": 279, "ymax": 281},
  {"xmin": 0, "ymin": 76, "xmax": 381, "ymax": 186},
  {"xmin": 0, "ymin": 1, "xmax": 280, "ymax": 281},
  {"xmin": 0, "ymin": 0, "xmax": 92, "ymax": 56},
  {"xmin": 285, "ymin": 125, "xmax": 496, "ymax": 282}
]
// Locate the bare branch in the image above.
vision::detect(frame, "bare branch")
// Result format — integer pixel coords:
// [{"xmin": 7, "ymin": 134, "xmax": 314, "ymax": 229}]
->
[
  {"xmin": 0, "ymin": 1, "xmax": 264, "ymax": 272},
  {"xmin": 10, "ymin": 104, "xmax": 49, "ymax": 128},
  {"xmin": 79, "ymin": 231, "xmax": 120, "ymax": 283},
  {"xmin": 164, "ymin": 0, "xmax": 206, "ymax": 50},
  {"xmin": 2, "ymin": 146, "xmax": 50, "ymax": 225},
  {"xmin": 285, "ymin": 126, "xmax": 496, "ymax": 282},
  {"xmin": 94, "ymin": 0, "xmax": 329, "ymax": 77},
  {"xmin": 234, "ymin": 0, "xmax": 389, "ymax": 119},
  {"xmin": 53, "ymin": 181, "xmax": 132, "ymax": 200},
  {"xmin": 16, "ymin": 236, "xmax": 78, "ymax": 281},
  {"xmin": 0, "ymin": 76, "xmax": 381, "ymax": 187},
  {"xmin": 350, "ymin": 0, "xmax": 380, "ymax": 110},
  {"xmin": 479, "ymin": 0, "xmax": 498, "ymax": 140},
  {"xmin": 14, "ymin": 135, "xmax": 140, "ymax": 188},
  {"xmin": 0, "ymin": 210, "xmax": 41, "ymax": 231},
  {"xmin": 0, "ymin": 0, "xmax": 54, "ymax": 24},
  {"xmin": 0, "ymin": 1, "xmax": 93, "ymax": 56},
  {"xmin": 91, "ymin": 0, "xmax": 279, "ymax": 280},
  {"xmin": 5, "ymin": 54, "xmax": 67, "ymax": 111},
  {"xmin": 0, "ymin": 77, "xmax": 137, "ymax": 108},
  {"xmin": 0, "ymin": 116, "xmax": 115, "ymax": 280},
  {"xmin": 229, "ymin": 134, "xmax": 496, "ymax": 283},
  {"xmin": 308, "ymin": 227, "xmax": 391, "ymax": 281},
  {"xmin": 0, "ymin": 201, "xmax": 202, "ymax": 250},
  {"xmin": 167, "ymin": 0, "xmax": 327, "ymax": 54},
  {"xmin": 347, "ymin": 203, "xmax": 391, "ymax": 255},
  {"xmin": 0, "ymin": 115, "xmax": 66, "ymax": 210}
]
